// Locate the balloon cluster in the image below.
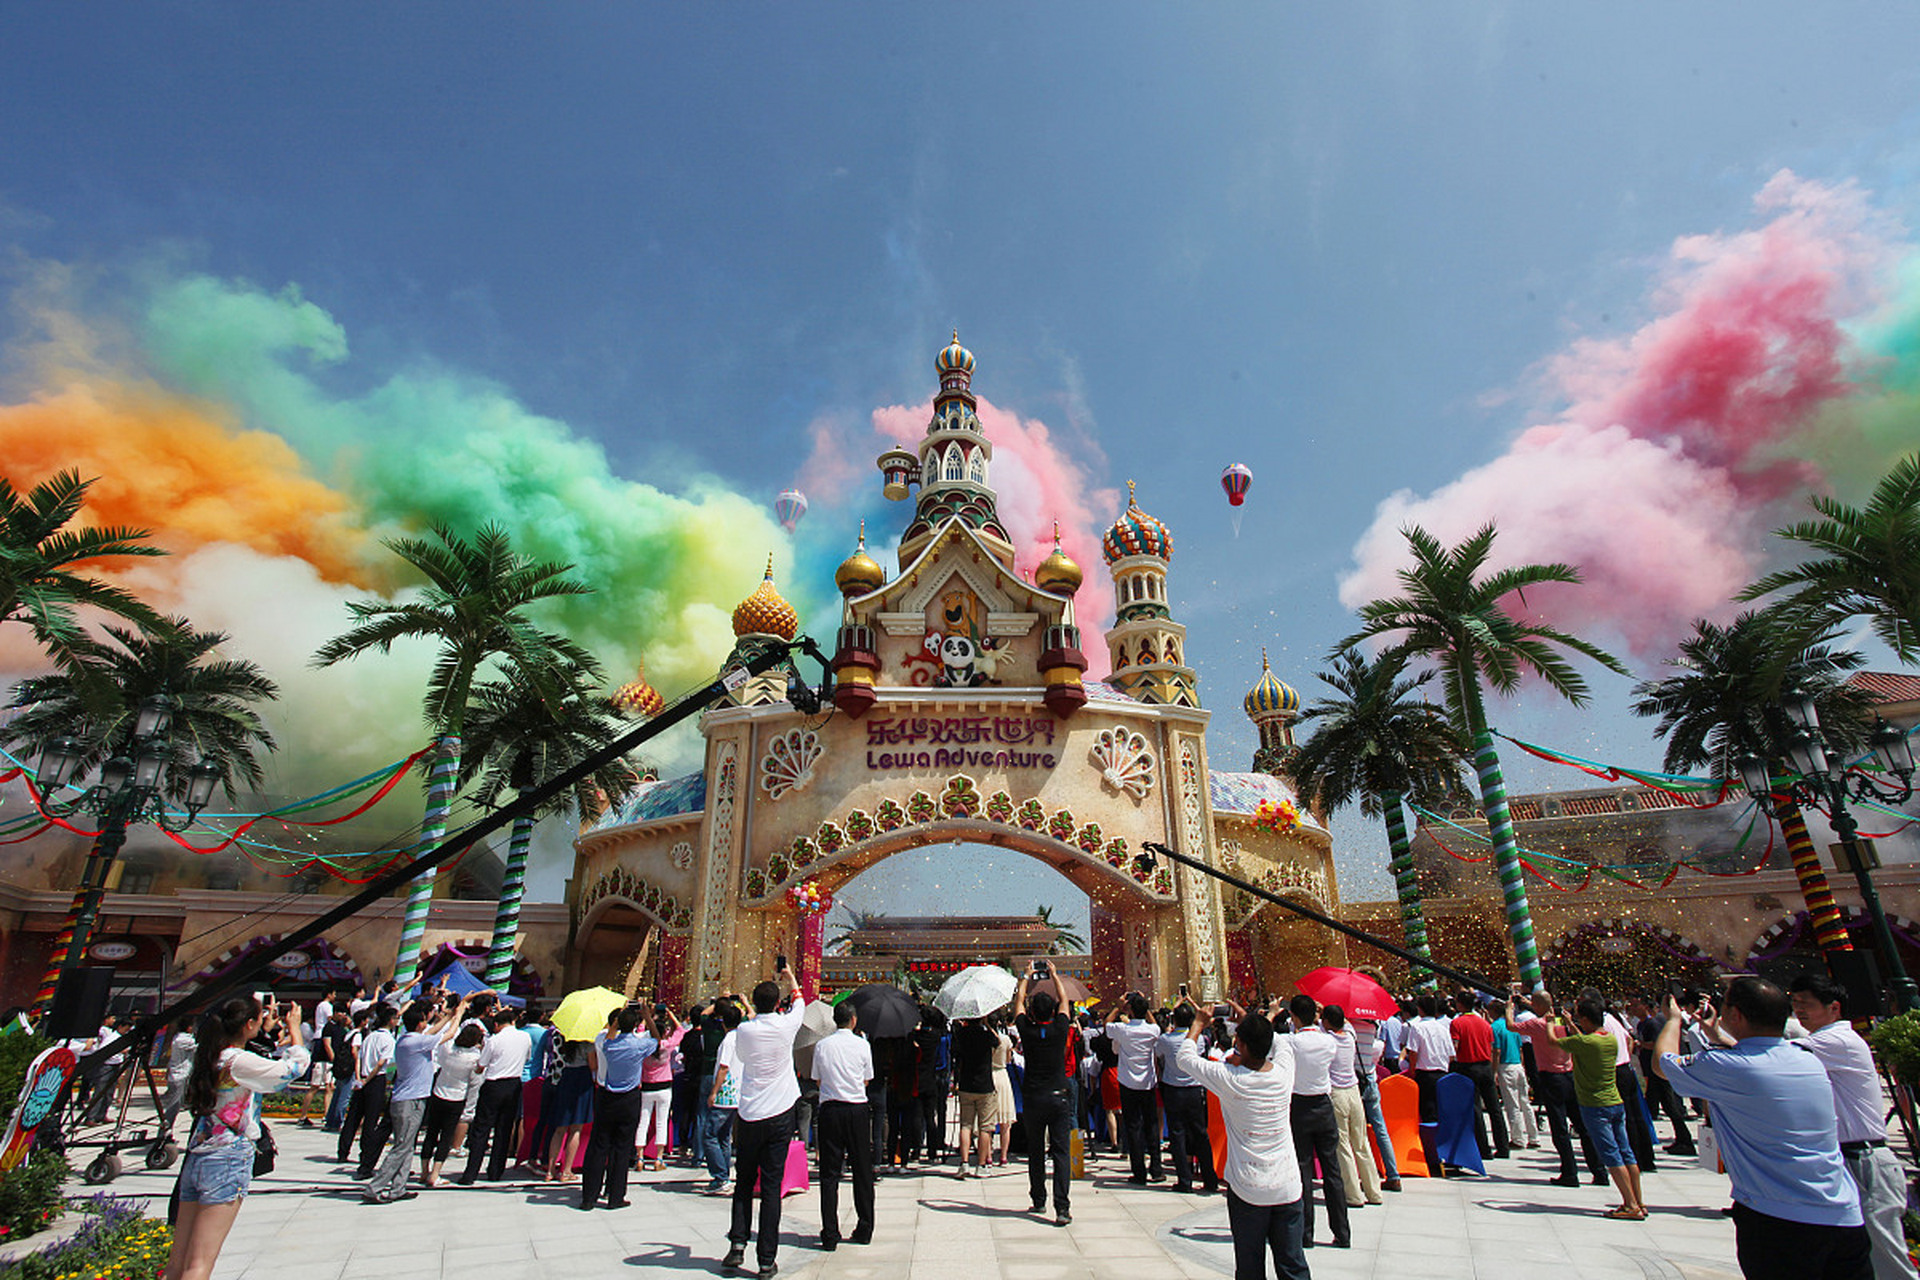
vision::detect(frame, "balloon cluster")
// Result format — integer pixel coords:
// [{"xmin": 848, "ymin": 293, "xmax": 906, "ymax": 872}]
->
[
  {"xmin": 1253, "ymin": 797, "xmax": 1298, "ymax": 835},
  {"xmin": 786, "ymin": 879, "xmax": 833, "ymax": 915}
]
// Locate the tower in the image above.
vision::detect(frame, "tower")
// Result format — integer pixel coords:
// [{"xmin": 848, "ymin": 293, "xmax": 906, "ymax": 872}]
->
[
  {"xmin": 726, "ymin": 556, "xmax": 799, "ymax": 706},
  {"xmin": 875, "ymin": 332, "xmax": 1017, "ymax": 570},
  {"xmin": 1101, "ymin": 482, "xmax": 1198, "ymax": 706},
  {"xmin": 1243, "ymin": 650, "xmax": 1300, "ymax": 775}
]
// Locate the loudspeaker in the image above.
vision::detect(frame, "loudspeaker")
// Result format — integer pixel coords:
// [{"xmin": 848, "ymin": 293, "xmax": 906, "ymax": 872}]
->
[{"xmin": 46, "ymin": 966, "xmax": 115, "ymax": 1040}]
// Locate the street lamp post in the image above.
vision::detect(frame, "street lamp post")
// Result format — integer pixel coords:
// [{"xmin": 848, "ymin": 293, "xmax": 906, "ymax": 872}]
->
[
  {"xmin": 32, "ymin": 694, "xmax": 222, "ymax": 1017},
  {"xmin": 1736, "ymin": 696, "xmax": 1920, "ymax": 1014}
]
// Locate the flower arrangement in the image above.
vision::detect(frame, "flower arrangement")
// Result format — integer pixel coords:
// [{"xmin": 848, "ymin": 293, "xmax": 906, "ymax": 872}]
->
[
  {"xmin": 1253, "ymin": 798, "xmax": 1299, "ymax": 835},
  {"xmin": 0, "ymin": 1148, "xmax": 64, "ymax": 1244},
  {"xmin": 12, "ymin": 1194, "xmax": 170, "ymax": 1280},
  {"xmin": 786, "ymin": 880, "xmax": 833, "ymax": 915}
]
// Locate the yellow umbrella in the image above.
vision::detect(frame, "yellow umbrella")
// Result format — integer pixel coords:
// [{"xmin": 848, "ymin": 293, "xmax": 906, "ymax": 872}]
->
[{"xmin": 551, "ymin": 986, "xmax": 628, "ymax": 1042}]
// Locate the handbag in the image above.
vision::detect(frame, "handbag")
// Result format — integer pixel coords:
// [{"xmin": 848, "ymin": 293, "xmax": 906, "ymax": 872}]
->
[{"xmin": 252, "ymin": 1120, "xmax": 277, "ymax": 1176}]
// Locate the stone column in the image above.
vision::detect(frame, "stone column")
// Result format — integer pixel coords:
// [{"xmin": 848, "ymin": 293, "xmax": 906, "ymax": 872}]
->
[
  {"xmin": 1171, "ymin": 732, "xmax": 1229, "ymax": 1001},
  {"xmin": 690, "ymin": 737, "xmax": 745, "ymax": 996}
]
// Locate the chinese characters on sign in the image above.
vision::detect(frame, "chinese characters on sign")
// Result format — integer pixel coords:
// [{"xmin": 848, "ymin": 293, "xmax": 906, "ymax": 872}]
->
[{"xmin": 864, "ymin": 714, "xmax": 1060, "ymax": 770}]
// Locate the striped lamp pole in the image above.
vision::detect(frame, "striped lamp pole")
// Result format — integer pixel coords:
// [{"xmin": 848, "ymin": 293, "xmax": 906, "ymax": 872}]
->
[
  {"xmin": 1382, "ymin": 792, "xmax": 1436, "ymax": 986},
  {"xmin": 32, "ymin": 887, "xmax": 91, "ymax": 1013},
  {"xmin": 1469, "ymin": 722, "xmax": 1543, "ymax": 990},
  {"xmin": 484, "ymin": 813, "xmax": 536, "ymax": 989},
  {"xmin": 1777, "ymin": 801, "xmax": 1855, "ymax": 958},
  {"xmin": 391, "ymin": 735, "xmax": 460, "ymax": 992}
]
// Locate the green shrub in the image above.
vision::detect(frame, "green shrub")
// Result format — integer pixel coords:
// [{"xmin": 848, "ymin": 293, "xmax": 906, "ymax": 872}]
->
[
  {"xmin": 1870, "ymin": 1011, "xmax": 1920, "ymax": 1084},
  {"xmin": 0, "ymin": 1149, "xmax": 68, "ymax": 1245}
]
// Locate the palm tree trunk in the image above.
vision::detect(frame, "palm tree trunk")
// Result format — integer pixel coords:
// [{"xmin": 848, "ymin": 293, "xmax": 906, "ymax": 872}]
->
[
  {"xmin": 485, "ymin": 812, "xmax": 536, "ymax": 988},
  {"xmin": 1382, "ymin": 791, "xmax": 1435, "ymax": 988},
  {"xmin": 392, "ymin": 734, "xmax": 460, "ymax": 991},
  {"xmin": 1777, "ymin": 799, "xmax": 1856, "ymax": 960},
  {"xmin": 1462, "ymin": 684, "xmax": 1543, "ymax": 989}
]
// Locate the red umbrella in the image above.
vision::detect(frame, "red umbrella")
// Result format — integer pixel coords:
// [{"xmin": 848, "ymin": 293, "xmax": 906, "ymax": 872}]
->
[{"xmin": 1295, "ymin": 966, "xmax": 1396, "ymax": 1021}]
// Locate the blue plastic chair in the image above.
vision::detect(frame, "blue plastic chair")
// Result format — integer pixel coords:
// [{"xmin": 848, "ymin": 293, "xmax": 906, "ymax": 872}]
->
[{"xmin": 1433, "ymin": 1072, "xmax": 1486, "ymax": 1175}]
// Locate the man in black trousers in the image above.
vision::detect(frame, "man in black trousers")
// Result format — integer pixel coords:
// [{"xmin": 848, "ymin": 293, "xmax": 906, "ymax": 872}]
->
[
  {"xmin": 1287, "ymin": 995, "xmax": 1350, "ymax": 1249},
  {"xmin": 580, "ymin": 1005, "xmax": 656, "ymax": 1209},
  {"xmin": 459, "ymin": 1006, "xmax": 533, "ymax": 1184},
  {"xmin": 1013, "ymin": 965, "xmax": 1080, "ymax": 1226},
  {"xmin": 346, "ymin": 1003, "xmax": 397, "ymax": 1177},
  {"xmin": 811, "ymin": 1001, "xmax": 875, "ymax": 1249},
  {"xmin": 719, "ymin": 960, "xmax": 807, "ymax": 1280}
]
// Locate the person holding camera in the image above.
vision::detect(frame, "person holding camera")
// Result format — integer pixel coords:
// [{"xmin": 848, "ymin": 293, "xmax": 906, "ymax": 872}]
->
[
  {"xmin": 1015, "ymin": 961, "xmax": 1079, "ymax": 1224},
  {"xmin": 812, "ymin": 1000, "xmax": 876, "ymax": 1249},
  {"xmin": 718, "ymin": 957, "xmax": 806, "ymax": 1280},
  {"xmin": 166, "ymin": 996, "xmax": 308, "ymax": 1280},
  {"xmin": 1101, "ymin": 991, "xmax": 1165, "ymax": 1184}
]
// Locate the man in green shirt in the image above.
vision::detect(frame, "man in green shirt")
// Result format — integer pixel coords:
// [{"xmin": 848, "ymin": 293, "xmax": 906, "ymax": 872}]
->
[{"xmin": 1549, "ymin": 996, "xmax": 1644, "ymax": 1220}]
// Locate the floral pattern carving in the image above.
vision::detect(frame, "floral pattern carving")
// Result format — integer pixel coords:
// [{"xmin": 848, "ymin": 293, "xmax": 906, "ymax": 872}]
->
[
  {"xmin": 1075, "ymin": 823, "xmax": 1105, "ymax": 855},
  {"xmin": 844, "ymin": 809, "xmax": 875, "ymax": 843},
  {"xmin": 907, "ymin": 790, "xmax": 937, "ymax": 824},
  {"xmin": 986, "ymin": 791, "xmax": 1015, "ymax": 824},
  {"xmin": 1016, "ymin": 799, "xmax": 1046, "ymax": 830},
  {"xmin": 695, "ymin": 742, "xmax": 740, "ymax": 988},
  {"xmin": 578, "ymin": 866, "xmax": 693, "ymax": 931},
  {"xmin": 759, "ymin": 728, "xmax": 823, "ymax": 801},
  {"xmin": 1089, "ymin": 727, "xmax": 1155, "ymax": 800},
  {"xmin": 816, "ymin": 822, "xmax": 845, "ymax": 855},
  {"xmin": 876, "ymin": 798, "xmax": 907, "ymax": 832},
  {"xmin": 669, "ymin": 840, "xmax": 694, "ymax": 871},
  {"xmin": 1047, "ymin": 809, "xmax": 1077, "ymax": 843}
]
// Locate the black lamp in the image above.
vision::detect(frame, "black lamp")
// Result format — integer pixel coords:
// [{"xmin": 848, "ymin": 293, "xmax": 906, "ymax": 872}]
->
[
  {"xmin": 1870, "ymin": 718, "xmax": 1915, "ymax": 780},
  {"xmin": 1784, "ymin": 727, "xmax": 1830, "ymax": 781},
  {"xmin": 133, "ymin": 693, "xmax": 175, "ymax": 739},
  {"xmin": 37, "ymin": 736, "xmax": 86, "ymax": 790},
  {"xmin": 1735, "ymin": 752, "xmax": 1774, "ymax": 802}
]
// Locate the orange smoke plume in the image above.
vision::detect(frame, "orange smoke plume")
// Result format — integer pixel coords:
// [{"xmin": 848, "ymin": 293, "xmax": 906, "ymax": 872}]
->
[{"xmin": 0, "ymin": 383, "xmax": 371, "ymax": 585}]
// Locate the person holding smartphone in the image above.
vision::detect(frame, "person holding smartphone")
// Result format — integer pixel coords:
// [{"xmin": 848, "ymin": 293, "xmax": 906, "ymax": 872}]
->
[{"xmin": 1014, "ymin": 961, "xmax": 1078, "ymax": 1225}]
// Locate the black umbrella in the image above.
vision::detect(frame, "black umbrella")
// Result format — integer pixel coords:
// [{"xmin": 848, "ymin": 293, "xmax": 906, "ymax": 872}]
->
[{"xmin": 843, "ymin": 983, "xmax": 921, "ymax": 1038}]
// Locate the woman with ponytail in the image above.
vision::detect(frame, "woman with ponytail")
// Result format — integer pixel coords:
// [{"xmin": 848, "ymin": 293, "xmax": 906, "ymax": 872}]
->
[{"xmin": 165, "ymin": 995, "xmax": 308, "ymax": 1280}]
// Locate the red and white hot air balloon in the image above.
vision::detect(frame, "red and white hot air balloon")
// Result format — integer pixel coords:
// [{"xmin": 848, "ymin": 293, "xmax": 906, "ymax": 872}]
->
[
  {"xmin": 774, "ymin": 488, "xmax": 809, "ymax": 534},
  {"xmin": 1220, "ymin": 463, "xmax": 1252, "ymax": 508}
]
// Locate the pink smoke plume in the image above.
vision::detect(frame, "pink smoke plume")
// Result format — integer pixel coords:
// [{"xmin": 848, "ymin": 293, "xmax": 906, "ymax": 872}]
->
[
  {"xmin": 1341, "ymin": 171, "xmax": 1901, "ymax": 660},
  {"xmin": 799, "ymin": 395, "xmax": 1120, "ymax": 676}
]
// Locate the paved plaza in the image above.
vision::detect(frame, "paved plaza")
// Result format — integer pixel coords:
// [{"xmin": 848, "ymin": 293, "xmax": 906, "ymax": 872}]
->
[{"xmin": 39, "ymin": 1110, "xmax": 1744, "ymax": 1280}]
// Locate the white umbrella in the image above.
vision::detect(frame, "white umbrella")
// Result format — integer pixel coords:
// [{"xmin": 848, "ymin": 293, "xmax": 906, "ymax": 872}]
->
[
  {"xmin": 934, "ymin": 965, "xmax": 1018, "ymax": 1021},
  {"xmin": 795, "ymin": 996, "xmax": 839, "ymax": 1048}
]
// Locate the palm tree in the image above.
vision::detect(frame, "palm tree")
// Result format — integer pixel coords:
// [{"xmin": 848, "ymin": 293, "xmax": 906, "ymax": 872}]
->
[
  {"xmin": 0, "ymin": 470, "xmax": 167, "ymax": 667},
  {"xmin": 1035, "ymin": 903, "xmax": 1087, "ymax": 955},
  {"xmin": 1286, "ymin": 648, "xmax": 1468, "ymax": 981},
  {"xmin": 1631, "ymin": 610, "xmax": 1873, "ymax": 972},
  {"xmin": 4, "ymin": 617, "xmax": 277, "ymax": 1008},
  {"xmin": 1341, "ymin": 523, "xmax": 1628, "ymax": 988},
  {"xmin": 460, "ymin": 667, "xmax": 644, "ymax": 987},
  {"xmin": 5, "ymin": 618, "xmax": 278, "ymax": 802},
  {"xmin": 314, "ymin": 522, "xmax": 596, "ymax": 989},
  {"xmin": 1741, "ymin": 453, "xmax": 1920, "ymax": 661}
]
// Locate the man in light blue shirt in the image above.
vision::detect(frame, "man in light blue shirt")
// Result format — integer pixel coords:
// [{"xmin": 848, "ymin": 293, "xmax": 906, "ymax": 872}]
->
[
  {"xmin": 1655, "ymin": 978, "xmax": 1867, "ymax": 1280},
  {"xmin": 1157, "ymin": 1004, "xmax": 1215, "ymax": 1193},
  {"xmin": 580, "ymin": 1007, "xmax": 658, "ymax": 1210}
]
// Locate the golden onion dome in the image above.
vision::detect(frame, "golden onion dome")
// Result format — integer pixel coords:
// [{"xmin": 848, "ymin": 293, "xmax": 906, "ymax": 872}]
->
[
  {"xmin": 732, "ymin": 555, "xmax": 799, "ymax": 640},
  {"xmin": 1034, "ymin": 520, "xmax": 1083, "ymax": 595},
  {"xmin": 611, "ymin": 662, "xmax": 665, "ymax": 719},
  {"xmin": 1243, "ymin": 649, "xmax": 1299, "ymax": 719},
  {"xmin": 834, "ymin": 522, "xmax": 887, "ymax": 597}
]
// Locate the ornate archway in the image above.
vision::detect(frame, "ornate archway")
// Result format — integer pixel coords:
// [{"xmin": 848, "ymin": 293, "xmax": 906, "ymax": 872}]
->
[
  {"xmin": 1541, "ymin": 918, "xmax": 1718, "ymax": 998},
  {"xmin": 177, "ymin": 933, "xmax": 366, "ymax": 997},
  {"xmin": 1745, "ymin": 908, "xmax": 1920, "ymax": 988}
]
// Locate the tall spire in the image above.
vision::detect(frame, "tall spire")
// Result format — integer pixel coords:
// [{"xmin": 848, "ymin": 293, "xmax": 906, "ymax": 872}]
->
[{"xmin": 877, "ymin": 332, "xmax": 1015, "ymax": 568}]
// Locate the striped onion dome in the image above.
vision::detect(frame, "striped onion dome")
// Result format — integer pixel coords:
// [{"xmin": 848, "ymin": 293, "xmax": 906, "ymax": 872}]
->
[
  {"xmin": 1101, "ymin": 480, "xmax": 1173, "ymax": 565},
  {"xmin": 731, "ymin": 556, "xmax": 799, "ymax": 639},
  {"xmin": 935, "ymin": 330, "xmax": 975, "ymax": 376},
  {"xmin": 1244, "ymin": 650, "xmax": 1299, "ymax": 718},
  {"xmin": 611, "ymin": 663, "xmax": 665, "ymax": 719}
]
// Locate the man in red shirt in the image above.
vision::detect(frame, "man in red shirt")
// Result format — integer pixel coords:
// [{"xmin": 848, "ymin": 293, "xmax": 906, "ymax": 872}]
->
[{"xmin": 1448, "ymin": 994, "xmax": 1509, "ymax": 1160}]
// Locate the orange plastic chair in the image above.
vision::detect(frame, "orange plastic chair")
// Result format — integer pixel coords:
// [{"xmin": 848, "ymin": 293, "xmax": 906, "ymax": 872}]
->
[{"xmin": 1376, "ymin": 1072, "xmax": 1429, "ymax": 1178}]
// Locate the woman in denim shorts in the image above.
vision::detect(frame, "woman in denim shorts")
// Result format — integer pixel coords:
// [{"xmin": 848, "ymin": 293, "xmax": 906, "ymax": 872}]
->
[{"xmin": 167, "ymin": 995, "xmax": 309, "ymax": 1280}]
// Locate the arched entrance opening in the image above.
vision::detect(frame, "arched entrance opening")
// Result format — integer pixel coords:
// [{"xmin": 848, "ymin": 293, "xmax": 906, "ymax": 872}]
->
[
  {"xmin": 741, "ymin": 818, "xmax": 1179, "ymax": 1006},
  {"xmin": 178, "ymin": 934, "xmax": 366, "ymax": 1001},
  {"xmin": 1541, "ymin": 920, "xmax": 1718, "ymax": 999},
  {"xmin": 823, "ymin": 839, "xmax": 1093, "ymax": 1000}
]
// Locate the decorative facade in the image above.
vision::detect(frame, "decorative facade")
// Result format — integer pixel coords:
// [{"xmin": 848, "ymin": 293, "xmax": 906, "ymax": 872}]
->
[{"xmin": 569, "ymin": 336, "xmax": 1345, "ymax": 1003}]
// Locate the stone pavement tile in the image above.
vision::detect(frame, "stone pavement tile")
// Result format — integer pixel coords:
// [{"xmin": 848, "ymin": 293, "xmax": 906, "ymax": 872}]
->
[
  {"xmin": 232, "ymin": 1261, "xmax": 346, "ymax": 1280},
  {"xmin": 995, "ymin": 1264, "xmax": 1097, "ymax": 1280}
]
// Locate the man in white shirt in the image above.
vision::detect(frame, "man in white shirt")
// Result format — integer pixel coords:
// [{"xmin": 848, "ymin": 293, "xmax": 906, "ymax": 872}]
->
[
  {"xmin": 812, "ymin": 1003, "xmax": 876, "ymax": 1250},
  {"xmin": 1402, "ymin": 993, "xmax": 1454, "ymax": 1174},
  {"xmin": 1286, "ymin": 995, "xmax": 1350, "ymax": 1248},
  {"xmin": 1177, "ymin": 1008, "xmax": 1307, "ymax": 1280},
  {"xmin": 1157, "ymin": 1004, "xmax": 1217, "ymax": 1193},
  {"xmin": 1102, "ymin": 993, "xmax": 1164, "ymax": 1183},
  {"xmin": 348, "ymin": 1003, "xmax": 399, "ymax": 1178},
  {"xmin": 459, "ymin": 1006, "xmax": 532, "ymax": 1184},
  {"xmin": 722, "ymin": 961, "xmax": 806, "ymax": 1280},
  {"xmin": 1790, "ymin": 973, "xmax": 1917, "ymax": 1280}
]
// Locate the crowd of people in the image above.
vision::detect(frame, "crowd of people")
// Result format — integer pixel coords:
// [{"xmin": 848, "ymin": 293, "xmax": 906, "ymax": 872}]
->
[{"xmin": 25, "ymin": 959, "xmax": 1914, "ymax": 1280}]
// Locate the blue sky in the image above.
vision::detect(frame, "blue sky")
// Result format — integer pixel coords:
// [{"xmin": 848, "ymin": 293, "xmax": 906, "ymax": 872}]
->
[{"xmin": 6, "ymin": 5, "xmax": 1920, "ymax": 925}]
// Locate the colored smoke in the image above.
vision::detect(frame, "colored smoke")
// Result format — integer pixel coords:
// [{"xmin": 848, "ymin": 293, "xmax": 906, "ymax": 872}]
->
[{"xmin": 1340, "ymin": 171, "xmax": 1920, "ymax": 661}]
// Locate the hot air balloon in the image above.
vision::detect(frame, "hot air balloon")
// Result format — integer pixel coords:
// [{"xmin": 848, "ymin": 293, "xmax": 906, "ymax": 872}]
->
[
  {"xmin": 774, "ymin": 488, "xmax": 809, "ymax": 534},
  {"xmin": 1220, "ymin": 463, "xmax": 1252, "ymax": 508}
]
